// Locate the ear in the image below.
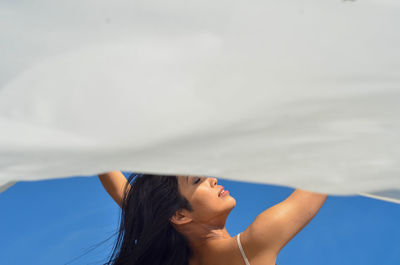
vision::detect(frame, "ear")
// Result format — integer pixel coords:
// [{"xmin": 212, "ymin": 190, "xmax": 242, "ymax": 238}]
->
[{"xmin": 170, "ymin": 209, "xmax": 192, "ymax": 225}]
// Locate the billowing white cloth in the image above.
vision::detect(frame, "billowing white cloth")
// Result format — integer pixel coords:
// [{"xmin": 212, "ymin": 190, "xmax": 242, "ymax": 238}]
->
[{"xmin": 1, "ymin": 0, "xmax": 399, "ymax": 203}]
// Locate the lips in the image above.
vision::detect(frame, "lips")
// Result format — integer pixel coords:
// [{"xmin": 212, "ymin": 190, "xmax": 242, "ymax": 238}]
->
[{"xmin": 218, "ymin": 186, "xmax": 225, "ymax": 197}]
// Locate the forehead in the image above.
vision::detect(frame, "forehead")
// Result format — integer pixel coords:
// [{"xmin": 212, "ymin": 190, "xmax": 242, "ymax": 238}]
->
[
  {"xmin": 176, "ymin": 175, "xmax": 190, "ymax": 186},
  {"xmin": 176, "ymin": 175, "xmax": 193, "ymax": 197}
]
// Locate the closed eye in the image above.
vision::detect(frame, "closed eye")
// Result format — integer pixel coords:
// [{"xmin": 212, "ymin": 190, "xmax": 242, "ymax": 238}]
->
[{"xmin": 194, "ymin": 177, "xmax": 201, "ymax": 184}]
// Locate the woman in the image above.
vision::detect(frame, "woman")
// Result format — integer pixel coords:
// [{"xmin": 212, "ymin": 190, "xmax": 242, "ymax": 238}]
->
[{"xmin": 99, "ymin": 171, "xmax": 328, "ymax": 265}]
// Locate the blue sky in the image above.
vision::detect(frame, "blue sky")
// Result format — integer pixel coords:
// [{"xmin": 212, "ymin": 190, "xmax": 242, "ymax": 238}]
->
[{"xmin": 0, "ymin": 173, "xmax": 399, "ymax": 265}]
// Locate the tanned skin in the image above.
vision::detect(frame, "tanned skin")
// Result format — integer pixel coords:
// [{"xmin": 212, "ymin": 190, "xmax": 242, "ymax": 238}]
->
[{"xmin": 98, "ymin": 172, "xmax": 327, "ymax": 265}]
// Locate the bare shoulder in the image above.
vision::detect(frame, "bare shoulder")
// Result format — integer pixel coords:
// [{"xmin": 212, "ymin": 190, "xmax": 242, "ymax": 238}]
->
[
  {"xmin": 198, "ymin": 237, "xmax": 244, "ymax": 265},
  {"xmin": 198, "ymin": 236, "xmax": 276, "ymax": 265},
  {"xmin": 240, "ymin": 189, "xmax": 328, "ymax": 258}
]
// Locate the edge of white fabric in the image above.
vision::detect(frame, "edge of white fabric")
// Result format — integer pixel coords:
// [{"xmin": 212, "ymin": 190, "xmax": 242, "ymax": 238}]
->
[
  {"xmin": 358, "ymin": 193, "xmax": 400, "ymax": 205},
  {"xmin": 237, "ymin": 233, "xmax": 251, "ymax": 265}
]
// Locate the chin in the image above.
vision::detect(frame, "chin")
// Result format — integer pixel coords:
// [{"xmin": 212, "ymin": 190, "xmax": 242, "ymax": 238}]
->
[
  {"xmin": 225, "ymin": 202, "xmax": 236, "ymax": 216},
  {"xmin": 228, "ymin": 196, "xmax": 237, "ymax": 208}
]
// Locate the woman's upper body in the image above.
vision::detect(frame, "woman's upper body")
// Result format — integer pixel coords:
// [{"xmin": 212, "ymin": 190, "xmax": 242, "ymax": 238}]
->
[
  {"xmin": 186, "ymin": 233, "xmax": 278, "ymax": 265},
  {"xmin": 99, "ymin": 172, "xmax": 328, "ymax": 265}
]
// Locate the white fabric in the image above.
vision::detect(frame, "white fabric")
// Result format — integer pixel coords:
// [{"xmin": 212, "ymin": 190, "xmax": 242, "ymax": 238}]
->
[
  {"xmin": 237, "ymin": 233, "xmax": 251, "ymax": 265},
  {"xmin": 0, "ymin": 1, "xmax": 400, "ymax": 203}
]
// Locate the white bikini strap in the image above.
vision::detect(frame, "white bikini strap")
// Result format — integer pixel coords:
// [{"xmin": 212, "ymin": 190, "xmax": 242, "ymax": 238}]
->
[{"xmin": 237, "ymin": 233, "xmax": 251, "ymax": 265}]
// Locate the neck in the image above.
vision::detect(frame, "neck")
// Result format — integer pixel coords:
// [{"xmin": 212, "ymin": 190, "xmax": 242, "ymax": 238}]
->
[{"xmin": 178, "ymin": 220, "xmax": 231, "ymax": 256}]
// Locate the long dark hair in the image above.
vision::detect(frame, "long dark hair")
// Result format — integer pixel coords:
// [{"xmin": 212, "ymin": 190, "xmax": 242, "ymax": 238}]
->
[{"xmin": 104, "ymin": 173, "xmax": 194, "ymax": 265}]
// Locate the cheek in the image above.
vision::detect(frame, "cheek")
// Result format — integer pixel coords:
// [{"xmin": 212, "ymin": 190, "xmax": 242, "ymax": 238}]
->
[{"xmin": 191, "ymin": 190, "xmax": 221, "ymax": 213}]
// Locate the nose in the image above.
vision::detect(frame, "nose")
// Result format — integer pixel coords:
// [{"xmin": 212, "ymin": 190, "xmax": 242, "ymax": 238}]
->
[{"xmin": 209, "ymin": 177, "xmax": 218, "ymax": 187}]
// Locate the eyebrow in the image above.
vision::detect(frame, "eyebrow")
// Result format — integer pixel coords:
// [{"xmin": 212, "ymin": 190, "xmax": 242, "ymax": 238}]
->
[{"xmin": 186, "ymin": 176, "xmax": 189, "ymax": 183}]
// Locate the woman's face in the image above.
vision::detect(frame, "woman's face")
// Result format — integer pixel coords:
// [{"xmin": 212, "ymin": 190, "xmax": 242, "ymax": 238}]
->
[{"xmin": 176, "ymin": 175, "xmax": 236, "ymax": 225}]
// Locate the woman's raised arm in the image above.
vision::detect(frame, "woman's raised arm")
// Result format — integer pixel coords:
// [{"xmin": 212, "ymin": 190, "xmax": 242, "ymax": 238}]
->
[
  {"xmin": 98, "ymin": 171, "xmax": 131, "ymax": 208},
  {"xmin": 241, "ymin": 189, "xmax": 328, "ymax": 259}
]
